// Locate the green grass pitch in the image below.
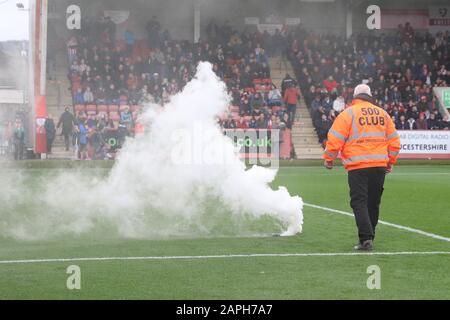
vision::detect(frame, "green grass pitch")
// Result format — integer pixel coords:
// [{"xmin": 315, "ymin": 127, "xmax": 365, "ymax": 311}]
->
[{"xmin": 0, "ymin": 164, "xmax": 449, "ymax": 299}]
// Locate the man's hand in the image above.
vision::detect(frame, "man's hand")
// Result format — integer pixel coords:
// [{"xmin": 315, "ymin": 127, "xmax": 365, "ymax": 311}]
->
[
  {"xmin": 324, "ymin": 160, "xmax": 333, "ymax": 170},
  {"xmin": 386, "ymin": 163, "xmax": 393, "ymax": 174}
]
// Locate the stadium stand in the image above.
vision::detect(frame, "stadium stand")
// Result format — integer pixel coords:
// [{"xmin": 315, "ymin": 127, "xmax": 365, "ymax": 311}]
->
[
  {"xmin": 65, "ymin": 16, "xmax": 295, "ymax": 159},
  {"xmin": 63, "ymin": 16, "xmax": 449, "ymax": 159},
  {"xmin": 286, "ymin": 25, "xmax": 450, "ymax": 146}
]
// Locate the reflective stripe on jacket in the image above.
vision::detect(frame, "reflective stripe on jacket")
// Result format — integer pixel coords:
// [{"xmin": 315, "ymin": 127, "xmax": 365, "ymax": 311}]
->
[{"xmin": 324, "ymin": 95, "xmax": 401, "ymax": 171}]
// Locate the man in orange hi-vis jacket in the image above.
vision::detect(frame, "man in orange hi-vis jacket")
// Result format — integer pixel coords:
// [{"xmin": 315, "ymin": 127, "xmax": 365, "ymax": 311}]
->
[{"xmin": 324, "ymin": 84, "xmax": 401, "ymax": 251}]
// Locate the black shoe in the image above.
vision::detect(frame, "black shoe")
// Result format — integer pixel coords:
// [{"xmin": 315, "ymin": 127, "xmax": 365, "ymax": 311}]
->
[{"xmin": 353, "ymin": 240, "xmax": 373, "ymax": 251}]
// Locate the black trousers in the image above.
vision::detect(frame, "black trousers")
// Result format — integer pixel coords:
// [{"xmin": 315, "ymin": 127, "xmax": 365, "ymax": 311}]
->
[
  {"xmin": 348, "ymin": 167, "xmax": 386, "ymax": 243},
  {"xmin": 63, "ymin": 132, "xmax": 71, "ymax": 151},
  {"xmin": 287, "ymin": 103, "xmax": 296, "ymax": 121},
  {"xmin": 47, "ymin": 137, "xmax": 54, "ymax": 153},
  {"xmin": 13, "ymin": 141, "xmax": 24, "ymax": 160}
]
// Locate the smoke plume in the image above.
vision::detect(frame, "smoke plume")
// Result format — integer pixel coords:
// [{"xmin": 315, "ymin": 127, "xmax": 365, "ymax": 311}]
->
[{"xmin": 0, "ymin": 62, "xmax": 303, "ymax": 240}]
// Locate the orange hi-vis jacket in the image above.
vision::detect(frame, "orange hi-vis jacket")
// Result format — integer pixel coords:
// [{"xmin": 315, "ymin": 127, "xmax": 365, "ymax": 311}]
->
[{"xmin": 324, "ymin": 95, "xmax": 401, "ymax": 171}]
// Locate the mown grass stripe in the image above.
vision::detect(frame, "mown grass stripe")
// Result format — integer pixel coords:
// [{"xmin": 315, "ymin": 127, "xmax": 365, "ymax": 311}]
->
[{"xmin": 0, "ymin": 251, "xmax": 449, "ymax": 265}]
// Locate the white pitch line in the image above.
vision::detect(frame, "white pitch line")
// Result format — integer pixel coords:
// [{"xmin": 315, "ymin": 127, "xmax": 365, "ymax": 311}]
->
[
  {"xmin": 0, "ymin": 251, "xmax": 449, "ymax": 265},
  {"xmin": 390, "ymin": 173, "xmax": 450, "ymax": 175},
  {"xmin": 304, "ymin": 203, "xmax": 450, "ymax": 243},
  {"xmin": 277, "ymin": 171, "xmax": 450, "ymax": 176}
]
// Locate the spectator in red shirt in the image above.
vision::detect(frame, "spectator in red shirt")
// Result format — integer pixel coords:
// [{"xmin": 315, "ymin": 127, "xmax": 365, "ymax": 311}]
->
[
  {"xmin": 283, "ymin": 83, "xmax": 300, "ymax": 121},
  {"xmin": 127, "ymin": 74, "xmax": 137, "ymax": 90},
  {"xmin": 323, "ymin": 75, "xmax": 338, "ymax": 93},
  {"xmin": 236, "ymin": 116, "xmax": 248, "ymax": 129},
  {"xmin": 416, "ymin": 112, "xmax": 428, "ymax": 130}
]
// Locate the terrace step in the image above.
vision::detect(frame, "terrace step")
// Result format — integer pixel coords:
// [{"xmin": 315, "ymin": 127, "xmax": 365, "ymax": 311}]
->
[{"xmin": 45, "ymin": 50, "xmax": 77, "ymax": 158}]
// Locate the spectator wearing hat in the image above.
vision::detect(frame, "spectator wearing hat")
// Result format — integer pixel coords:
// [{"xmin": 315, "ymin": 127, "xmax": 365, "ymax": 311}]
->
[
  {"xmin": 416, "ymin": 113, "xmax": 428, "ymax": 130},
  {"xmin": 417, "ymin": 96, "xmax": 428, "ymax": 113}
]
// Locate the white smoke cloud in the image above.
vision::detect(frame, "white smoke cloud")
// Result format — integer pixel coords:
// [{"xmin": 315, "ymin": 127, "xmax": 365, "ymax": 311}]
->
[{"xmin": 0, "ymin": 62, "xmax": 303, "ymax": 240}]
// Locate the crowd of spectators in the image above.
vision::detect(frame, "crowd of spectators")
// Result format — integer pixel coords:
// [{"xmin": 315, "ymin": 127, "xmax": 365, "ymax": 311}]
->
[
  {"xmin": 65, "ymin": 17, "xmax": 303, "ymax": 158},
  {"xmin": 0, "ymin": 118, "xmax": 26, "ymax": 160},
  {"xmin": 65, "ymin": 16, "xmax": 449, "ymax": 158},
  {"xmin": 286, "ymin": 23, "xmax": 450, "ymax": 144}
]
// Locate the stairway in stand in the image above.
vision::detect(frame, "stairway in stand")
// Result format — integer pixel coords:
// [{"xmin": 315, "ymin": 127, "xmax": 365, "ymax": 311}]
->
[
  {"xmin": 291, "ymin": 94, "xmax": 324, "ymax": 160},
  {"xmin": 268, "ymin": 56, "xmax": 287, "ymax": 89},
  {"xmin": 46, "ymin": 50, "xmax": 76, "ymax": 160},
  {"xmin": 268, "ymin": 56, "xmax": 324, "ymax": 159}
]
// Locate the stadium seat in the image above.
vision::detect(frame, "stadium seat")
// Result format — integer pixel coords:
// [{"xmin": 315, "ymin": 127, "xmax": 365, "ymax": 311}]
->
[
  {"xmin": 130, "ymin": 105, "xmax": 141, "ymax": 113},
  {"xmin": 119, "ymin": 105, "xmax": 130, "ymax": 112},
  {"xmin": 97, "ymin": 105, "xmax": 108, "ymax": 113},
  {"xmin": 108, "ymin": 105, "xmax": 119, "ymax": 113},
  {"xmin": 257, "ymin": 85, "xmax": 269, "ymax": 92},
  {"xmin": 74, "ymin": 104, "xmax": 85, "ymax": 113},
  {"xmin": 97, "ymin": 111, "xmax": 108, "ymax": 118},
  {"xmin": 86, "ymin": 104, "xmax": 97, "ymax": 113},
  {"xmin": 230, "ymin": 106, "xmax": 240, "ymax": 113}
]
